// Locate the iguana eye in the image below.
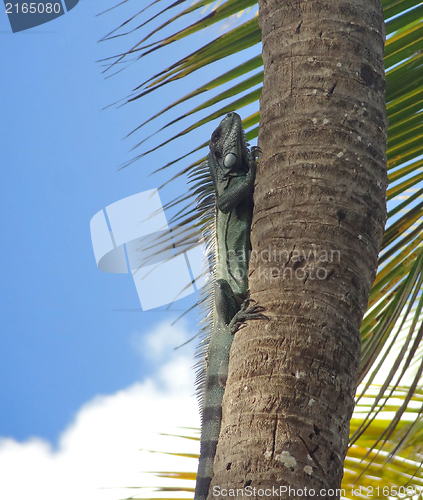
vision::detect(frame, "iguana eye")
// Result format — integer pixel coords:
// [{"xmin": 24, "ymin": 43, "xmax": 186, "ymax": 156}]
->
[{"xmin": 224, "ymin": 153, "xmax": 237, "ymax": 167}]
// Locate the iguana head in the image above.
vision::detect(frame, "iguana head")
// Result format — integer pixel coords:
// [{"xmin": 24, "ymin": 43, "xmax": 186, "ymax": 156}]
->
[{"xmin": 209, "ymin": 112, "xmax": 250, "ymax": 175}]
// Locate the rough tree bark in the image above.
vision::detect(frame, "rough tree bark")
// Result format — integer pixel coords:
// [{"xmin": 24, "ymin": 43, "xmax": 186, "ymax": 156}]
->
[{"xmin": 210, "ymin": 1, "xmax": 387, "ymax": 498}]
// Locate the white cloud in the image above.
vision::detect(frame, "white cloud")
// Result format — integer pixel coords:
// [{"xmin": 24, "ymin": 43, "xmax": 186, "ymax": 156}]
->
[
  {"xmin": 0, "ymin": 320, "xmax": 201, "ymax": 500},
  {"xmin": 131, "ymin": 317, "xmax": 197, "ymax": 361}
]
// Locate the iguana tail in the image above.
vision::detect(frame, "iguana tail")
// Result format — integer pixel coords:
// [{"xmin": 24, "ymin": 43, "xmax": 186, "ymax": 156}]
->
[
  {"xmin": 194, "ymin": 313, "xmax": 232, "ymax": 500},
  {"xmin": 194, "ymin": 379, "xmax": 224, "ymax": 500}
]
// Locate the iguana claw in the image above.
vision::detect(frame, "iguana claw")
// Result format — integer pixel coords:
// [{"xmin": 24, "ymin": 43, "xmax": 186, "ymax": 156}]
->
[
  {"xmin": 229, "ymin": 298, "xmax": 269, "ymax": 335},
  {"xmin": 251, "ymin": 146, "xmax": 262, "ymax": 161}
]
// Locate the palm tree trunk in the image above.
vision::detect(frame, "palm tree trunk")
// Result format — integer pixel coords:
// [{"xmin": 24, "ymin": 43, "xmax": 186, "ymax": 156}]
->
[{"xmin": 210, "ymin": 1, "xmax": 387, "ymax": 498}]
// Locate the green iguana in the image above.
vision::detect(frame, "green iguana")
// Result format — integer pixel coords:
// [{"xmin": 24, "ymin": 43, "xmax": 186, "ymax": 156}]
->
[{"xmin": 191, "ymin": 112, "xmax": 266, "ymax": 500}]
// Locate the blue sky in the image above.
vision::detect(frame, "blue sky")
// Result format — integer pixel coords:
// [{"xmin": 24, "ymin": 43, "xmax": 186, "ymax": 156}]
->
[
  {"xmin": 0, "ymin": 0, "xmax": 208, "ymax": 438},
  {"xmin": 0, "ymin": 1, "xmax": 261, "ymax": 497}
]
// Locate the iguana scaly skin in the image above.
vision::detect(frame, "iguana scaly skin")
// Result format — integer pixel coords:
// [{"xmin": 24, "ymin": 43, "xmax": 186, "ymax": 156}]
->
[{"xmin": 192, "ymin": 112, "xmax": 265, "ymax": 500}]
